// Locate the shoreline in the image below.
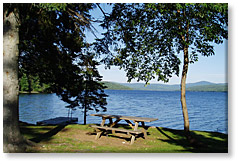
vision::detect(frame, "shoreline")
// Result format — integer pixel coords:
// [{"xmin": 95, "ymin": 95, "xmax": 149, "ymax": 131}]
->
[
  {"xmin": 19, "ymin": 121, "xmax": 228, "ymax": 135},
  {"xmin": 19, "ymin": 89, "xmax": 228, "ymax": 94}
]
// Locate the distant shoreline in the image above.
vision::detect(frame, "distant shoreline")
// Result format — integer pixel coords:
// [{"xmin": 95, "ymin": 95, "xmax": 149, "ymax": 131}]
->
[
  {"xmin": 19, "ymin": 91, "xmax": 52, "ymax": 94},
  {"xmin": 19, "ymin": 80, "xmax": 228, "ymax": 93},
  {"xmin": 105, "ymin": 89, "xmax": 228, "ymax": 92},
  {"xmin": 19, "ymin": 89, "xmax": 228, "ymax": 94},
  {"xmin": 19, "ymin": 80, "xmax": 228, "ymax": 94},
  {"xmin": 103, "ymin": 81, "xmax": 228, "ymax": 92}
]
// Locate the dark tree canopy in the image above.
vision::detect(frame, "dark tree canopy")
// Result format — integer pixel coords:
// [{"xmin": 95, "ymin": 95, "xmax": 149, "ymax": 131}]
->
[{"xmin": 18, "ymin": 3, "xmax": 107, "ymax": 116}]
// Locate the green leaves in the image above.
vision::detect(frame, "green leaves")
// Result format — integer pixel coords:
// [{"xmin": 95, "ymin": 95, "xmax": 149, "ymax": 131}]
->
[
  {"xmin": 19, "ymin": 3, "xmax": 107, "ymax": 115},
  {"xmin": 35, "ymin": 3, "xmax": 67, "ymax": 11},
  {"xmin": 95, "ymin": 3, "xmax": 227, "ymax": 84}
]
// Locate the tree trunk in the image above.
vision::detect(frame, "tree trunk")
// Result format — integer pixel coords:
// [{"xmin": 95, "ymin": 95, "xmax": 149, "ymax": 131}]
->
[
  {"xmin": 181, "ymin": 46, "xmax": 203, "ymax": 147},
  {"xmin": 178, "ymin": 7, "xmax": 191, "ymax": 139},
  {"xmin": 84, "ymin": 103, "xmax": 87, "ymax": 125},
  {"xmin": 180, "ymin": 46, "xmax": 190, "ymax": 136},
  {"xmin": 3, "ymin": 6, "xmax": 26, "ymax": 153}
]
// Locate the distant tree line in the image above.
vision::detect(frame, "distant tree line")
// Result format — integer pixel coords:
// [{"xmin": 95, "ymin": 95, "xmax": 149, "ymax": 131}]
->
[{"xmin": 19, "ymin": 71, "xmax": 51, "ymax": 93}]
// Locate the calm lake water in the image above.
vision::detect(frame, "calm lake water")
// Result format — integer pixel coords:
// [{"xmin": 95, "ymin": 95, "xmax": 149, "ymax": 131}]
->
[{"xmin": 19, "ymin": 90, "xmax": 228, "ymax": 134}]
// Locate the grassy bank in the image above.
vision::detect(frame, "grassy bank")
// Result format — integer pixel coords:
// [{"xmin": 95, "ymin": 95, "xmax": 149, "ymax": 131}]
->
[{"xmin": 20, "ymin": 123, "xmax": 228, "ymax": 153}]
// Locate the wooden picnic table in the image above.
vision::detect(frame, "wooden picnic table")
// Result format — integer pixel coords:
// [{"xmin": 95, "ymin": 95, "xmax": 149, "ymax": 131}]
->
[{"xmin": 90, "ymin": 114, "xmax": 158, "ymax": 145}]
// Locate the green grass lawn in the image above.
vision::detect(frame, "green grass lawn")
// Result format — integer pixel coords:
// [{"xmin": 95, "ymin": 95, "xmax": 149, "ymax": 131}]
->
[{"xmin": 20, "ymin": 122, "xmax": 228, "ymax": 153}]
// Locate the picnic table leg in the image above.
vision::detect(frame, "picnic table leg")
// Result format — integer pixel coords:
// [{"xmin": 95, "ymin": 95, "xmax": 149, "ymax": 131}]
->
[
  {"xmin": 109, "ymin": 119, "xmax": 121, "ymax": 127},
  {"xmin": 109, "ymin": 119, "xmax": 121, "ymax": 135},
  {"xmin": 109, "ymin": 118, "xmax": 115, "ymax": 134},
  {"xmin": 141, "ymin": 122, "xmax": 147, "ymax": 139},
  {"xmin": 109, "ymin": 118, "xmax": 113, "ymax": 125},
  {"xmin": 130, "ymin": 121, "xmax": 139, "ymax": 145},
  {"xmin": 95, "ymin": 118, "xmax": 106, "ymax": 140},
  {"xmin": 125, "ymin": 120, "xmax": 134, "ymax": 129}
]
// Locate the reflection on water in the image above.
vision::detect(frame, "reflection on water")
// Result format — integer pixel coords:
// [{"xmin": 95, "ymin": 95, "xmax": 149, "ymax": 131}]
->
[{"xmin": 19, "ymin": 90, "xmax": 228, "ymax": 134}]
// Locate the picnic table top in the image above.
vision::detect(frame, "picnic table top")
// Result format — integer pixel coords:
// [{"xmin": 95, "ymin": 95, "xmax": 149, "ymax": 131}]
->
[{"xmin": 90, "ymin": 114, "xmax": 158, "ymax": 122}]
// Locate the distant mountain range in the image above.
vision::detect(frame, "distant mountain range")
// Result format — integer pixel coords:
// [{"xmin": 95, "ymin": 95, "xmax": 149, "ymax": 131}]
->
[{"xmin": 102, "ymin": 81, "xmax": 228, "ymax": 92}]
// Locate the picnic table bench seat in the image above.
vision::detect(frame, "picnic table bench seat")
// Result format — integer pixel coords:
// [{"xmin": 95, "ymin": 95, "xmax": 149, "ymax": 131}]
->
[{"xmin": 91, "ymin": 125, "xmax": 143, "ymax": 134}]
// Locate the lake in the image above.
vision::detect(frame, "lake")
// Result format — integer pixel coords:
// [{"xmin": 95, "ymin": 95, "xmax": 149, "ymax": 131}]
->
[{"xmin": 19, "ymin": 90, "xmax": 228, "ymax": 134}]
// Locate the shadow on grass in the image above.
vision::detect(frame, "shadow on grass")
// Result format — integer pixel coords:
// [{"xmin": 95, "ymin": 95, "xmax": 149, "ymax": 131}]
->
[
  {"xmin": 20, "ymin": 124, "xmax": 68, "ymax": 143},
  {"xmin": 156, "ymin": 127, "xmax": 228, "ymax": 153}
]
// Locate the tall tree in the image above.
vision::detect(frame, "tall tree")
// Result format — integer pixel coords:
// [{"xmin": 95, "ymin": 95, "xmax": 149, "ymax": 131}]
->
[
  {"xmin": 3, "ymin": 4, "xmax": 27, "ymax": 152},
  {"xmin": 79, "ymin": 53, "xmax": 107, "ymax": 125},
  {"xmin": 95, "ymin": 3, "xmax": 228, "ymax": 141},
  {"xmin": 3, "ymin": 3, "xmax": 107, "ymax": 152}
]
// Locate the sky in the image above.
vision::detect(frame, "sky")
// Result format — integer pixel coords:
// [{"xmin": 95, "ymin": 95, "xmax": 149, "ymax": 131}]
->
[{"xmin": 86, "ymin": 4, "xmax": 228, "ymax": 85}]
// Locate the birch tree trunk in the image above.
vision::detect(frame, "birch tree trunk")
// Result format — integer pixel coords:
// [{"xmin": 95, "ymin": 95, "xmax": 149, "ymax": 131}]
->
[
  {"xmin": 178, "ymin": 8, "xmax": 191, "ymax": 138},
  {"xmin": 180, "ymin": 46, "xmax": 190, "ymax": 135},
  {"xmin": 3, "ymin": 6, "xmax": 26, "ymax": 152}
]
